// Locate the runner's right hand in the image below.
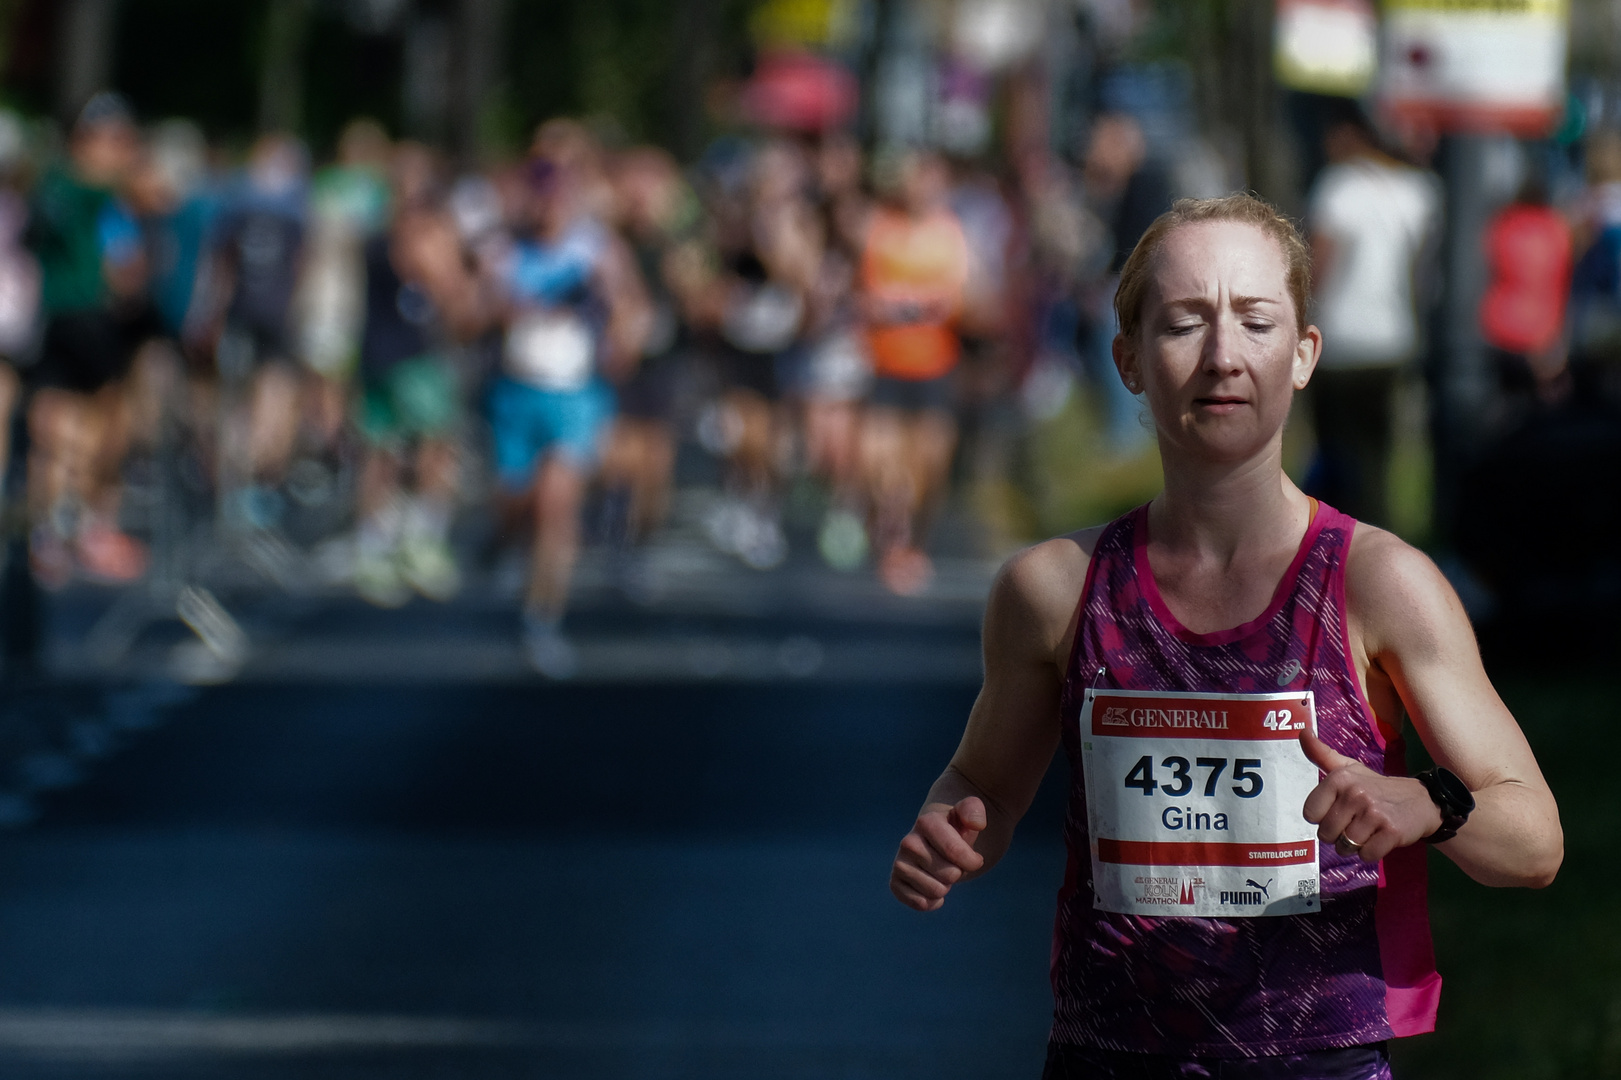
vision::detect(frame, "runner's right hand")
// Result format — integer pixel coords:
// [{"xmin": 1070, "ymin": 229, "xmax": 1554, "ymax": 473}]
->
[{"xmin": 890, "ymin": 796, "xmax": 987, "ymax": 911}]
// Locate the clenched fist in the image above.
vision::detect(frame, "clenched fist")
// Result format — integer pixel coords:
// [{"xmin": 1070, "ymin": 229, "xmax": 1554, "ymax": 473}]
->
[{"xmin": 890, "ymin": 796, "xmax": 987, "ymax": 911}]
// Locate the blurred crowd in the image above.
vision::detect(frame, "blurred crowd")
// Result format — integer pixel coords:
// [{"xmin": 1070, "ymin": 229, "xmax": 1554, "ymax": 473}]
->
[
  {"xmin": 0, "ymin": 91, "xmax": 1189, "ymax": 675},
  {"xmin": 4, "ymin": 88, "xmax": 1617, "ymax": 674}
]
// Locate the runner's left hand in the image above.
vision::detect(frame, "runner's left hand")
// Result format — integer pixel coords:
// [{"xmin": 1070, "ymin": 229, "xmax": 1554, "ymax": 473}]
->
[{"xmin": 1300, "ymin": 730, "xmax": 1443, "ymax": 862}]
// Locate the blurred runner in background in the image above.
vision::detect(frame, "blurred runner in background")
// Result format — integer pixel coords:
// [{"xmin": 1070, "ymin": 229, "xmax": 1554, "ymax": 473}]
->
[
  {"xmin": 298, "ymin": 118, "xmax": 393, "ymax": 461},
  {"xmin": 601, "ymin": 145, "xmax": 698, "ymax": 551},
  {"xmin": 195, "ymin": 133, "xmax": 310, "ymax": 532},
  {"xmin": 25, "ymin": 93, "xmax": 157, "ymax": 586},
  {"xmin": 490, "ymin": 121, "xmax": 649, "ymax": 675},
  {"xmin": 0, "ymin": 109, "xmax": 40, "ymax": 497},
  {"xmin": 131, "ymin": 120, "xmax": 213, "ymax": 350},
  {"xmin": 704, "ymin": 140, "xmax": 819, "ymax": 571},
  {"xmin": 858, "ymin": 149, "xmax": 969, "ymax": 595},
  {"xmin": 1306, "ymin": 103, "xmax": 1439, "ymax": 528},
  {"xmin": 351, "ymin": 186, "xmax": 489, "ymax": 607},
  {"xmin": 802, "ymin": 131, "xmax": 873, "ymax": 572}
]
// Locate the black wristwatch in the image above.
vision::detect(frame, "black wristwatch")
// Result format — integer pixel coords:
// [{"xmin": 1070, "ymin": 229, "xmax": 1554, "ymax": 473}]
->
[{"xmin": 1414, "ymin": 767, "xmax": 1475, "ymax": 844}]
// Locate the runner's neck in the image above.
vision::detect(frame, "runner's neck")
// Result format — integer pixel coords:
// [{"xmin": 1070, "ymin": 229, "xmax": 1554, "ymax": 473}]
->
[{"xmin": 1149, "ymin": 457, "xmax": 1310, "ymax": 567}]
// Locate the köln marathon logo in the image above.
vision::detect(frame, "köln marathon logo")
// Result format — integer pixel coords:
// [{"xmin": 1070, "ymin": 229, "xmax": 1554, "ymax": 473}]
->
[
  {"xmin": 1133, "ymin": 875, "xmax": 1273, "ymax": 907},
  {"xmin": 1133, "ymin": 875, "xmax": 1204, "ymax": 905}
]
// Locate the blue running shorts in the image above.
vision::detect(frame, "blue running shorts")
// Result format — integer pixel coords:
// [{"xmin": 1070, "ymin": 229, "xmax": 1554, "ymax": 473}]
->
[{"xmin": 487, "ymin": 375, "xmax": 614, "ymax": 491}]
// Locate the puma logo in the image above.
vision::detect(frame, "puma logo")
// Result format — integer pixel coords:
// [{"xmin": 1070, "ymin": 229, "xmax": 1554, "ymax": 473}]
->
[{"xmin": 1246, "ymin": 878, "xmax": 1273, "ymax": 899}]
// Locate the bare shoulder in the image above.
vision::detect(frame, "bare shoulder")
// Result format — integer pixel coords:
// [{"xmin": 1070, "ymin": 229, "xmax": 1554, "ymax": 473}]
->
[
  {"xmin": 1345, "ymin": 523, "xmax": 1470, "ymax": 658},
  {"xmin": 986, "ymin": 526, "xmax": 1104, "ymax": 664}
]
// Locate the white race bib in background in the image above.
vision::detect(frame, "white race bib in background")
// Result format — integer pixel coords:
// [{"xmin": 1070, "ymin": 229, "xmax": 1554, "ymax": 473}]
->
[
  {"xmin": 505, "ymin": 310, "xmax": 595, "ymax": 391},
  {"xmin": 721, "ymin": 283, "xmax": 802, "ymax": 354}
]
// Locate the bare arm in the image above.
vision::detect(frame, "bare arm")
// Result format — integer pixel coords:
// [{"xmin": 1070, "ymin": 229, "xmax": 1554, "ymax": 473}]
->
[
  {"xmin": 890, "ymin": 533, "xmax": 1092, "ymax": 911},
  {"xmin": 593, "ymin": 234, "xmax": 652, "ymax": 382},
  {"xmin": 1304, "ymin": 529, "xmax": 1562, "ymax": 888}
]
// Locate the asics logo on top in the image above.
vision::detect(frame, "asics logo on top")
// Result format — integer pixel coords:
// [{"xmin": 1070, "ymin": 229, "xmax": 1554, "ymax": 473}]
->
[{"xmin": 1276, "ymin": 659, "xmax": 1302, "ymax": 685}]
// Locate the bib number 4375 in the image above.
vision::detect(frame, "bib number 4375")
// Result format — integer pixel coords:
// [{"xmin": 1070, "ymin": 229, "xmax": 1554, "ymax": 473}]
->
[
  {"xmin": 1080, "ymin": 689, "xmax": 1322, "ymax": 918},
  {"xmin": 1123, "ymin": 755, "xmax": 1262, "ymax": 798}
]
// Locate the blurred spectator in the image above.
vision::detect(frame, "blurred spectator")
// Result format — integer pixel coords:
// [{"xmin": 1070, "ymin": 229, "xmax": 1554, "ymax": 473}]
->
[
  {"xmin": 858, "ymin": 149, "xmax": 969, "ymax": 595},
  {"xmin": 1479, "ymin": 172, "xmax": 1572, "ymax": 422},
  {"xmin": 195, "ymin": 133, "xmax": 310, "ymax": 531},
  {"xmin": 1081, "ymin": 112, "xmax": 1170, "ymax": 454},
  {"xmin": 1306, "ymin": 103, "xmax": 1439, "ymax": 527},
  {"xmin": 491, "ymin": 121, "xmax": 649, "ymax": 675},
  {"xmin": 1568, "ymin": 130, "xmax": 1621, "ymax": 394},
  {"xmin": 25, "ymin": 92, "xmax": 156, "ymax": 586},
  {"xmin": 352, "ymin": 197, "xmax": 488, "ymax": 607}
]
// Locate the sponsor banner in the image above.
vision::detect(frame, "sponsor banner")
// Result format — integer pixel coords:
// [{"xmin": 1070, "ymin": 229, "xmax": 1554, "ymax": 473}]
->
[
  {"xmin": 1081, "ymin": 689, "xmax": 1321, "ymax": 918},
  {"xmin": 1090, "ymin": 689, "xmax": 1311, "ymax": 740},
  {"xmin": 1380, "ymin": 0, "xmax": 1568, "ymax": 136}
]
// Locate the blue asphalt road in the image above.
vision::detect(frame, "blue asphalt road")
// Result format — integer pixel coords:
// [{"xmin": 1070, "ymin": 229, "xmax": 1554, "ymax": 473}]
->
[{"xmin": 0, "ymin": 682, "xmax": 1071, "ymax": 1078}]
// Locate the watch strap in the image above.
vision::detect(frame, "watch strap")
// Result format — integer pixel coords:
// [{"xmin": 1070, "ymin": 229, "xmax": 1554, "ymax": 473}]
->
[{"xmin": 1415, "ymin": 767, "xmax": 1473, "ymax": 844}]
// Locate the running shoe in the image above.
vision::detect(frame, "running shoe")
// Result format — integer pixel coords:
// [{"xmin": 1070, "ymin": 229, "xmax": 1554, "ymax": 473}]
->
[
  {"xmin": 398, "ymin": 536, "xmax": 461, "ymax": 602},
  {"xmin": 878, "ymin": 546, "xmax": 934, "ymax": 597},
  {"xmin": 737, "ymin": 508, "xmax": 787, "ymax": 571},
  {"xmin": 703, "ymin": 496, "xmax": 751, "ymax": 555},
  {"xmin": 354, "ymin": 548, "xmax": 410, "ymax": 608},
  {"xmin": 74, "ymin": 524, "xmax": 148, "ymax": 584},
  {"xmin": 228, "ymin": 484, "xmax": 286, "ymax": 531},
  {"xmin": 817, "ymin": 508, "xmax": 868, "ymax": 571},
  {"xmin": 28, "ymin": 528, "xmax": 74, "ymax": 590},
  {"xmin": 523, "ymin": 611, "xmax": 578, "ymax": 679}
]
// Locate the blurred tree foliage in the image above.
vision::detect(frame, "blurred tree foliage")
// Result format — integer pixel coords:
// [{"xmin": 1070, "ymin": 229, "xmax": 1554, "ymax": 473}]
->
[
  {"xmin": 505, "ymin": 0, "xmax": 754, "ymax": 157},
  {"xmin": 1, "ymin": 0, "xmax": 760, "ymax": 159}
]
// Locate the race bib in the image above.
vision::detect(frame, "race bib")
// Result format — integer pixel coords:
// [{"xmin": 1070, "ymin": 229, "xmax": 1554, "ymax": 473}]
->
[
  {"xmin": 505, "ymin": 310, "xmax": 594, "ymax": 391},
  {"xmin": 721, "ymin": 283, "xmax": 802, "ymax": 354},
  {"xmin": 1080, "ymin": 688, "xmax": 1321, "ymax": 918}
]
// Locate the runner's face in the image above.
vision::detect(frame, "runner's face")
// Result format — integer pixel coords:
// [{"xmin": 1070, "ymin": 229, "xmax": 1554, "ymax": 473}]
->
[{"xmin": 1117, "ymin": 221, "xmax": 1320, "ymax": 464}]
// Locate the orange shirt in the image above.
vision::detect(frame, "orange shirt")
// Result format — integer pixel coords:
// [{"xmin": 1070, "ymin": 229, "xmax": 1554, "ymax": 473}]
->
[{"xmin": 860, "ymin": 206, "xmax": 970, "ymax": 380}]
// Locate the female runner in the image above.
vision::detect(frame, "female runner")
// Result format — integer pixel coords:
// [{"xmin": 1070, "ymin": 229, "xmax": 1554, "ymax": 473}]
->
[{"xmin": 889, "ymin": 194, "xmax": 1561, "ymax": 1078}]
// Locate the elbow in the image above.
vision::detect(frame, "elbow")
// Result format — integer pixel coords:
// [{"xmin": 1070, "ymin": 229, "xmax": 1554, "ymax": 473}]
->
[
  {"xmin": 1524, "ymin": 834, "xmax": 1564, "ymax": 889},
  {"xmin": 1494, "ymin": 831, "xmax": 1564, "ymax": 890}
]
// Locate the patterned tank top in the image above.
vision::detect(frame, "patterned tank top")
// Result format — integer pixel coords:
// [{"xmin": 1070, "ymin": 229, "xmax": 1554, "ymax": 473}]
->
[{"xmin": 1052, "ymin": 502, "xmax": 1440, "ymax": 1057}]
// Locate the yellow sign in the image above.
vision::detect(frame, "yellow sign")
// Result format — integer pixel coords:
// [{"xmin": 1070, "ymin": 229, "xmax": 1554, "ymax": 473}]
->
[{"xmin": 750, "ymin": 0, "xmax": 858, "ymax": 49}]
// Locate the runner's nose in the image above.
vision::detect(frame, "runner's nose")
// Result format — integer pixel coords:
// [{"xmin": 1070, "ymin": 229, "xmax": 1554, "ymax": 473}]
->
[{"xmin": 1202, "ymin": 317, "xmax": 1245, "ymax": 379}]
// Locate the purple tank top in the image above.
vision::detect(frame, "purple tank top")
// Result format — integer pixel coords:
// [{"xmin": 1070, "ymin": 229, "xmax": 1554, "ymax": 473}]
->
[{"xmin": 1052, "ymin": 502, "xmax": 1440, "ymax": 1056}]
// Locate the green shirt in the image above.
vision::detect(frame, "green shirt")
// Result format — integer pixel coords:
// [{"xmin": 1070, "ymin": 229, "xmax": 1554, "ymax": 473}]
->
[{"xmin": 28, "ymin": 164, "xmax": 114, "ymax": 315}]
